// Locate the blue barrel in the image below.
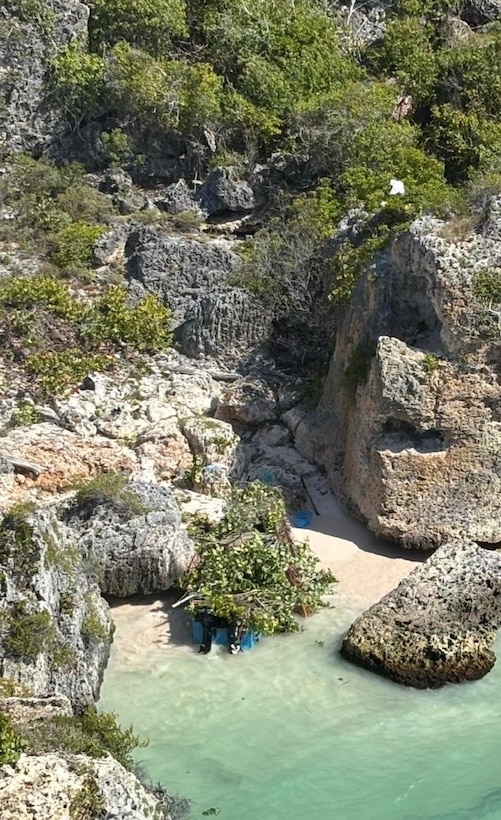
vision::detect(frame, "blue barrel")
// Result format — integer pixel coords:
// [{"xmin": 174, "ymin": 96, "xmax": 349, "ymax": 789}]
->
[{"xmin": 293, "ymin": 510, "xmax": 314, "ymax": 528}]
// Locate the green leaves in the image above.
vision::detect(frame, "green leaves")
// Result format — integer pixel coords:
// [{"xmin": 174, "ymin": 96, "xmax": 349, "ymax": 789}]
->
[
  {"xmin": 89, "ymin": 0, "xmax": 188, "ymax": 55},
  {"xmin": 183, "ymin": 483, "xmax": 335, "ymax": 635}
]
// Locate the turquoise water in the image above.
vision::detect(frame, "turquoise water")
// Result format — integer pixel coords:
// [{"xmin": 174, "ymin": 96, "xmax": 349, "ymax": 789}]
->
[{"xmin": 99, "ymin": 598, "xmax": 501, "ymax": 820}]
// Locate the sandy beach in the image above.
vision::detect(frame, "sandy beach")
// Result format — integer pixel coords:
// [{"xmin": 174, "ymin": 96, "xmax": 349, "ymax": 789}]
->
[{"xmin": 108, "ymin": 487, "xmax": 424, "ymax": 663}]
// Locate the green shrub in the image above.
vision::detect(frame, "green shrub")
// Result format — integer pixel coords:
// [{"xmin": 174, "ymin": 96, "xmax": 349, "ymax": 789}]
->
[
  {"xmin": 107, "ymin": 44, "xmax": 223, "ymax": 135},
  {"xmin": 0, "ymin": 712, "xmax": 25, "ymax": 766},
  {"xmin": 3, "ymin": 605, "xmax": 55, "ymax": 660},
  {"xmin": 84, "ymin": 286, "xmax": 172, "ymax": 351},
  {"xmin": 11, "ymin": 399, "xmax": 42, "ymax": 427},
  {"xmin": 69, "ymin": 771, "xmax": 105, "ymax": 820},
  {"xmin": 50, "ymin": 47, "xmax": 106, "ymax": 124},
  {"xmin": 20, "ymin": 708, "xmax": 147, "ymax": 770},
  {"xmin": 342, "ymin": 341, "xmax": 377, "ymax": 389},
  {"xmin": 472, "ymin": 268, "xmax": 501, "ymax": 304},
  {"xmin": 183, "ymin": 483, "xmax": 335, "ymax": 634},
  {"xmin": 89, "ymin": 0, "xmax": 188, "ymax": 55},
  {"xmin": 27, "ymin": 350, "xmax": 112, "ymax": 396},
  {"xmin": 423, "ymin": 353, "xmax": 440, "ymax": 374},
  {"xmin": 50, "ymin": 222, "xmax": 107, "ymax": 270},
  {"xmin": 0, "ymin": 275, "xmax": 82, "ymax": 320}
]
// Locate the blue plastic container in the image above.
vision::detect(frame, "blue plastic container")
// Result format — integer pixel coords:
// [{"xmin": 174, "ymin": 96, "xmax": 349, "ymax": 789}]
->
[
  {"xmin": 293, "ymin": 510, "xmax": 314, "ymax": 528},
  {"xmin": 192, "ymin": 620, "xmax": 260, "ymax": 651}
]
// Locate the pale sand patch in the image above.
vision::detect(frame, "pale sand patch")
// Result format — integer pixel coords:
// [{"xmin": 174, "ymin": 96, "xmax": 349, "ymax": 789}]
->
[
  {"xmin": 291, "ymin": 484, "xmax": 424, "ymax": 610},
  {"xmin": 107, "ymin": 487, "xmax": 424, "ymax": 665}
]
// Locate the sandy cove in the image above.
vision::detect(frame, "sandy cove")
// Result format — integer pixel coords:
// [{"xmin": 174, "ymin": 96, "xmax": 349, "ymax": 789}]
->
[{"xmin": 107, "ymin": 486, "xmax": 424, "ymax": 665}]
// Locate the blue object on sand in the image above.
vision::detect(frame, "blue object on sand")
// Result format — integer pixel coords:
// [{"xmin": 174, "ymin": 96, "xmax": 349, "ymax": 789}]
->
[
  {"xmin": 294, "ymin": 510, "xmax": 314, "ymax": 528},
  {"xmin": 192, "ymin": 620, "xmax": 261, "ymax": 651}
]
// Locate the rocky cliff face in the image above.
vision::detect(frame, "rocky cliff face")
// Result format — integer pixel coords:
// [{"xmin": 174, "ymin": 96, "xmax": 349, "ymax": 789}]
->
[
  {"xmin": 0, "ymin": 752, "xmax": 177, "ymax": 820},
  {"xmin": 0, "ymin": 0, "xmax": 89, "ymax": 155},
  {"xmin": 341, "ymin": 540, "xmax": 501, "ymax": 687},
  {"xmin": 302, "ymin": 212, "xmax": 501, "ymax": 547},
  {"xmin": 0, "ymin": 504, "xmax": 113, "ymax": 711}
]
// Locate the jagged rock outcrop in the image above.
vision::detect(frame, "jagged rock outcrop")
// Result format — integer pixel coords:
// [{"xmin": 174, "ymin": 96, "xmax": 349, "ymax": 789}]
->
[
  {"xmin": 0, "ymin": 0, "xmax": 90, "ymax": 154},
  {"xmin": 305, "ymin": 216, "xmax": 501, "ymax": 547},
  {"xmin": 341, "ymin": 540, "xmax": 501, "ymax": 688},
  {"xmin": 195, "ymin": 166, "xmax": 255, "ymax": 216},
  {"xmin": 126, "ymin": 226, "xmax": 271, "ymax": 358},
  {"xmin": 62, "ymin": 481, "xmax": 195, "ymax": 597},
  {"xmin": 0, "ymin": 505, "xmax": 113, "ymax": 710},
  {"xmin": 0, "ymin": 752, "xmax": 178, "ymax": 820}
]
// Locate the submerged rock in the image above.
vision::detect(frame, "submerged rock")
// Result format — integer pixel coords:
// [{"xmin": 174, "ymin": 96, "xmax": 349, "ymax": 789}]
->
[{"xmin": 341, "ymin": 541, "xmax": 501, "ymax": 688}]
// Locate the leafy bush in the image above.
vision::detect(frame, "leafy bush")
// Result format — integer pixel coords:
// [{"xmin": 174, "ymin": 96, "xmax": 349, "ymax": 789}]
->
[
  {"xmin": 50, "ymin": 222, "xmax": 107, "ymax": 270},
  {"xmin": 0, "ymin": 275, "xmax": 83, "ymax": 320},
  {"xmin": 0, "ymin": 712, "xmax": 25, "ymax": 766},
  {"xmin": 50, "ymin": 47, "xmax": 106, "ymax": 124},
  {"xmin": 84, "ymin": 286, "xmax": 173, "ymax": 351},
  {"xmin": 11, "ymin": 398, "xmax": 42, "ymax": 427},
  {"xmin": 107, "ymin": 44, "xmax": 223, "ymax": 135},
  {"xmin": 89, "ymin": 0, "xmax": 188, "ymax": 55},
  {"xmin": 21, "ymin": 708, "xmax": 147, "ymax": 770},
  {"xmin": 472, "ymin": 268, "xmax": 501, "ymax": 304},
  {"xmin": 3, "ymin": 605, "xmax": 55, "ymax": 660},
  {"xmin": 183, "ymin": 483, "xmax": 335, "ymax": 634},
  {"xmin": 27, "ymin": 350, "xmax": 112, "ymax": 396}
]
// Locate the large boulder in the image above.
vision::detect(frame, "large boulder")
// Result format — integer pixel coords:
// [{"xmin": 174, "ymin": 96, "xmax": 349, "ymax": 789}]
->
[
  {"xmin": 308, "ymin": 216, "xmax": 501, "ymax": 547},
  {"xmin": 341, "ymin": 541, "xmax": 501, "ymax": 688},
  {"xmin": 0, "ymin": 0, "xmax": 89, "ymax": 154},
  {"xmin": 125, "ymin": 227, "xmax": 270, "ymax": 358},
  {"xmin": 62, "ymin": 480, "xmax": 195, "ymax": 597},
  {"xmin": 195, "ymin": 166, "xmax": 255, "ymax": 216}
]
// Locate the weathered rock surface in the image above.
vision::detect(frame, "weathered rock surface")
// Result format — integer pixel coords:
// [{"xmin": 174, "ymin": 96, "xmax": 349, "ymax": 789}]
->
[
  {"xmin": 0, "ymin": 423, "xmax": 137, "ymax": 511},
  {"xmin": 341, "ymin": 540, "xmax": 501, "ymax": 688},
  {"xmin": 0, "ymin": 506, "xmax": 113, "ymax": 710},
  {"xmin": 0, "ymin": 0, "xmax": 90, "ymax": 154},
  {"xmin": 125, "ymin": 226, "xmax": 271, "ymax": 357},
  {"xmin": 0, "ymin": 753, "xmax": 177, "ymax": 820},
  {"xmin": 215, "ymin": 377, "xmax": 280, "ymax": 426},
  {"xmin": 308, "ymin": 217, "xmax": 501, "ymax": 547},
  {"xmin": 195, "ymin": 166, "xmax": 255, "ymax": 216},
  {"xmin": 0, "ymin": 695, "xmax": 73, "ymax": 723},
  {"xmin": 63, "ymin": 481, "xmax": 195, "ymax": 597}
]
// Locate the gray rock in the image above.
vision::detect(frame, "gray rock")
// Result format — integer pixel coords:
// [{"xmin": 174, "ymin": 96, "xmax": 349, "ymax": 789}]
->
[
  {"xmin": 462, "ymin": 0, "xmax": 501, "ymax": 24},
  {"xmin": 177, "ymin": 287, "xmax": 272, "ymax": 358},
  {"xmin": 0, "ymin": 753, "xmax": 182, "ymax": 820},
  {"xmin": 63, "ymin": 481, "xmax": 195, "ymax": 597},
  {"xmin": 0, "ymin": 0, "xmax": 90, "ymax": 154},
  {"xmin": 126, "ymin": 226, "xmax": 270, "ymax": 358},
  {"xmin": 0, "ymin": 506, "xmax": 113, "ymax": 711},
  {"xmin": 215, "ymin": 378, "xmax": 279, "ymax": 425},
  {"xmin": 341, "ymin": 541, "xmax": 501, "ymax": 688},
  {"xmin": 155, "ymin": 179, "xmax": 201, "ymax": 215},
  {"xmin": 195, "ymin": 167, "xmax": 255, "ymax": 216},
  {"xmin": 93, "ymin": 223, "xmax": 130, "ymax": 267},
  {"xmin": 0, "ymin": 695, "xmax": 73, "ymax": 723}
]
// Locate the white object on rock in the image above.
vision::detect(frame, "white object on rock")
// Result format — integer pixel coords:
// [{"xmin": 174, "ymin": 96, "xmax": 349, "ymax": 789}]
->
[{"xmin": 389, "ymin": 178, "xmax": 405, "ymax": 196}]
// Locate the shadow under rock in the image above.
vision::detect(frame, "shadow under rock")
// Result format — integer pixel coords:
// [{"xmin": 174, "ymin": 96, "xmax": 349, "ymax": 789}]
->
[{"xmin": 106, "ymin": 589, "xmax": 195, "ymax": 648}]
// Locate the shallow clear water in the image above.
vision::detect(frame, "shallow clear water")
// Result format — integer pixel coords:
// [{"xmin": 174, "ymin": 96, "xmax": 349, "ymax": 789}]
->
[{"xmin": 99, "ymin": 599, "xmax": 501, "ymax": 820}]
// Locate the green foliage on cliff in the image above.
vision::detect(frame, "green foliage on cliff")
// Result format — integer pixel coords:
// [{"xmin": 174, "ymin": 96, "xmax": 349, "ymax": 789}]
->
[
  {"xmin": 74, "ymin": 472, "xmax": 151, "ymax": 521},
  {"xmin": 89, "ymin": 0, "xmax": 188, "ymax": 55},
  {"xmin": 0, "ymin": 275, "xmax": 172, "ymax": 396},
  {"xmin": 183, "ymin": 483, "xmax": 335, "ymax": 634},
  {"xmin": 0, "ymin": 712, "xmax": 25, "ymax": 766},
  {"xmin": 21, "ymin": 708, "xmax": 147, "ymax": 770}
]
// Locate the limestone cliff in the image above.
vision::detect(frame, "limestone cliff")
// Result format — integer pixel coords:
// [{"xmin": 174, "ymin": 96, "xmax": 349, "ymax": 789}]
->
[{"xmin": 300, "ymin": 211, "xmax": 501, "ymax": 547}]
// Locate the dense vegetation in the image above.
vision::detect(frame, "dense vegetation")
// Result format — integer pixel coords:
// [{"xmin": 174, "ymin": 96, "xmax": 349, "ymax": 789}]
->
[{"xmin": 183, "ymin": 483, "xmax": 335, "ymax": 634}]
